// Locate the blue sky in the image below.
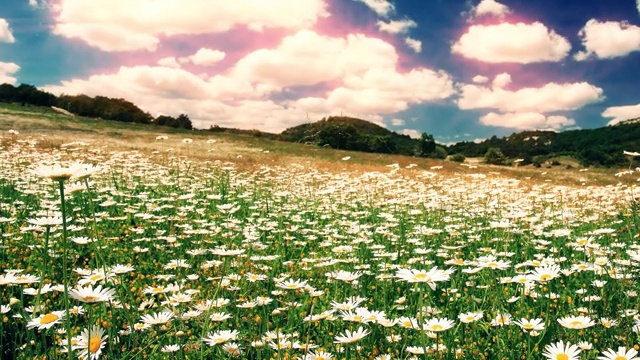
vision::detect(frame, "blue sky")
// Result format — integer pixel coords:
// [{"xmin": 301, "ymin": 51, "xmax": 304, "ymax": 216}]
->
[{"xmin": 1, "ymin": 0, "xmax": 640, "ymax": 142}]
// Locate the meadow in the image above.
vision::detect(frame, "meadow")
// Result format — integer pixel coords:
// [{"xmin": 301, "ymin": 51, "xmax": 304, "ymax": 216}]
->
[{"xmin": 1, "ymin": 122, "xmax": 640, "ymax": 359}]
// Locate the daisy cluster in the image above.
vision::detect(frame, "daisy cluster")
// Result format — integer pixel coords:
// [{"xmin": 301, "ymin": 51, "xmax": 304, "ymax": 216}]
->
[{"xmin": 1, "ymin": 133, "xmax": 640, "ymax": 359}]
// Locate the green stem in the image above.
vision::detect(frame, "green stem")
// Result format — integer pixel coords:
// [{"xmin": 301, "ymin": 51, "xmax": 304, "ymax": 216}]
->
[{"xmin": 58, "ymin": 180, "xmax": 73, "ymax": 360}]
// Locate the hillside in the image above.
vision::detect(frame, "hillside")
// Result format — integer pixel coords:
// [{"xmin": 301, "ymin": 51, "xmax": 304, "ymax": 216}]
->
[
  {"xmin": 279, "ymin": 116, "xmax": 421, "ymax": 156},
  {"xmin": 448, "ymin": 120, "xmax": 640, "ymax": 167}
]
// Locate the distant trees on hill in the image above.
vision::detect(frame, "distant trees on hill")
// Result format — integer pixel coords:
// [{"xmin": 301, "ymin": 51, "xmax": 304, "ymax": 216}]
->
[{"xmin": 0, "ymin": 82, "xmax": 192, "ymax": 130}]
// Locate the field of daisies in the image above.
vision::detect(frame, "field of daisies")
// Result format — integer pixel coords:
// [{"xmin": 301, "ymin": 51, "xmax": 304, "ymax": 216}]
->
[{"xmin": 2, "ymin": 131, "xmax": 640, "ymax": 360}]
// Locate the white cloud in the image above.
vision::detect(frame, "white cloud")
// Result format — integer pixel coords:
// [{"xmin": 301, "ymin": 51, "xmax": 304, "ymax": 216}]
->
[
  {"xmin": 41, "ymin": 27, "xmax": 455, "ymax": 133},
  {"xmin": 0, "ymin": 61, "xmax": 20, "ymax": 85},
  {"xmin": 452, "ymin": 22, "xmax": 571, "ymax": 63},
  {"xmin": 377, "ymin": 19, "xmax": 417, "ymax": 34},
  {"xmin": 574, "ymin": 19, "xmax": 640, "ymax": 60},
  {"xmin": 491, "ymin": 73, "xmax": 511, "ymax": 89},
  {"xmin": 638, "ymin": 0, "xmax": 640, "ymax": 14},
  {"xmin": 458, "ymin": 76, "xmax": 604, "ymax": 113},
  {"xmin": 51, "ymin": 0, "xmax": 328, "ymax": 52},
  {"xmin": 233, "ymin": 30, "xmax": 398, "ymax": 88},
  {"xmin": 472, "ymin": 75, "xmax": 489, "ymax": 83},
  {"xmin": 185, "ymin": 48, "xmax": 226, "ymax": 66},
  {"xmin": 355, "ymin": 0, "xmax": 394, "ymax": 17},
  {"xmin": 404, "ymin": 37, "xmax": 422, "ymax": 53},
  {"xmin": 471, "ymin": 0, "xmax": 511, "ymax": 19},
  {"xmin": 157, "ymin": 57, "xmax": 181, "ymax": 68},
  {"xmin": 0, "ymin": 19, "xmax": 15, "ymax": 43},
  {"xmin": 480, "ymin": 112, "xmax": 575, "ymax": 130},
  {"xmin": 402, "ymin": 129, "xmax": 421, "ymax": 139},
  {"xmin": 602, "ymin": 104, "xmax": 640, "ymax": 125},
  {"xmin": 391, "ymin": 118, "xmax": 405, "ymax": 126}
]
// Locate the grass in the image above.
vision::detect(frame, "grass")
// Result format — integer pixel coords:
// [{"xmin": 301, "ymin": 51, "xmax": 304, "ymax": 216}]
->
[{"xmin": 1, "ymin": 104, "xmax": 640, "ymax": 359}]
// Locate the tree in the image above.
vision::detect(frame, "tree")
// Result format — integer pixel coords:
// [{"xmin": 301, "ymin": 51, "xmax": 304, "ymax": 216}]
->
[
  {"xmin": 484, "ymin": 147, "xmax": 507, "ymax": 165},
  {"xmin": 418, "ymin": 132, "xmax": 436, "ymax": 157}
]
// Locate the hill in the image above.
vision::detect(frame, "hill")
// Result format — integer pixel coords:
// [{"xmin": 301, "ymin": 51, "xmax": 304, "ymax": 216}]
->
[
  {"xmin": 279, "ymin": 116, "xmax": 422, "ymax": 156},
  {"xmin": 447, "ymin": 121, "xmax": 640, "ymax": 167}
]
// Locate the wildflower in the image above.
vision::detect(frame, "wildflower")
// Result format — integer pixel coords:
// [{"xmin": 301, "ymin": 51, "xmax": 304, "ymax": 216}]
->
[
  {"xmin": 76, "ymin": 325, "xmax": 108, "ymax": 360},
  {"xmin": 26, "ymin": 310, "xmax": 65, "ymax": 330},
  {"xmin": 491, "ymin": 313, "xmax": 512, "ymax": 327},
  {"xmin": 298, "ymin": 351, "xmax": 335, "ymax": 360},
  {"xmin": 528, "ymin": 264, "xmax": 561, "ymax": 283},
  {"xmin": 140, "ymin": 311, "xmax": 174, "ymax": 325},
  {"xmin": 395, "ymin": 266, "xmax": 450, "ymax": 289},
  {"xmin": 276, "ymin": 278, "xmax": 308, "ymax": 290},
  {"xmin": 514, "ymin": 318, "xmax": 545, "ymax": 332},
  {"xmin": 557, "ymin": 315, "xmax": 595, "ymax": 329},
  {"xmin": 422, "ymin": 317, "xmax": 455, "ymax": 332},
  {"xmin": 542, "ymin": 340, "xmax": 581, "ymax": 360},
  {"xmin": 334, "ymin": 326, "xmax": 370, "ymax": 344},
  {"xmin": 202, "ymin": 329, "xmax": 240, "ymax": 346},
  {"xmin": 222, "ymin": 342, "xmax": 242, "ymax": 357},
  {"xmin": 458, "ymin": 311, "xmax": 483, "ymax": 323},
  {"xmin": 69, "ymin": 285, "xmax": 116, "ymax": 303},
  {"xmin": 34, "ymin": 162, "xmax": 86, "ymax": 181},
  {"xmin": 598, "ymin": 347, "xmax": 639, "ymax": 360},
  {"xmin": 161, "ymin": 344, "xmax": 181, "ymax": 353}
]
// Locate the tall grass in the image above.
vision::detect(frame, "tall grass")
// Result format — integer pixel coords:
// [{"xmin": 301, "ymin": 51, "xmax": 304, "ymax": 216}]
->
[{"xmin": 1, "ymin": 131, "xmax": 639, "ymax": 359}]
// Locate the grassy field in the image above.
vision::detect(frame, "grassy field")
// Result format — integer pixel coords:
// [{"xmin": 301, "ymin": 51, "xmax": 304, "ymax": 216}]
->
[{"xmin": 2, "ymin": 104, "xmax": 640, "ymax": 359}]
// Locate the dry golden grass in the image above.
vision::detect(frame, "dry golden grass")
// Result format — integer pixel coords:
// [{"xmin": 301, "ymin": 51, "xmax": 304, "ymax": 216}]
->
[{"xmin": 0, "ymin": 103, "xmax": 634, "ymax": 188}]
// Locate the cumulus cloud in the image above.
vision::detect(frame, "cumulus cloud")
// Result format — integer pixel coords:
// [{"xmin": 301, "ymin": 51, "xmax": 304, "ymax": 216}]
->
[
  {"xmin": 377, "ymin": 19, "xmax": 417, "ymax": 34},
  {"xmin": 233, "ymin": 30, "xmax": 398, "ymax": 88},
  {"xmin": 404, "ymin": 37, "xmax": 422, "ymax": 53},
  {"xmin": 452, "ymin": 22, "xmax": 571, "ymax": 63},
  {"xmin": 472, "ymin": 75, "xmax": 489, "ymax": 83},
  {"xmin": 0, "ymin": 19, "xmax": 15, "ymax": 43},
  {"xmin": 157, "ymin": 57, "xmax": 181, "ymax": 68},
  {"xmin": 51, "ymin": 0, "xmax": 328, "ymax": 51},
  {"xmin": 391, "ymin": 118, "xmax": 405, "ymax": 126},
  {"xmin": 480, "ymin": 112, "xmax": 575, "ymax": 130},
  {"xmin": 42, "ymin": 29, "xmax": 454, "ymax": 132},
  {"xmin": 458, "ymin": 76, "xmax": 604, "ymax": 113},
  {"xmin": 602, "ymin": 104, "xmax": 640, "ymax": 125},
  {"xmin": 402, "ymin": 129, "xmax": 421, "ymax": 139},
  {"xmin": 0, "ymin": 61, "xmax": 20, "ymax": 84},
  {"xmin": 184, "ymin": 48, "xmax": 226, "ymax": 66},
  {"xmin": 355, "ymin": 0, "xmax": 394, "ymax": 17},
  {"xmin": 471, "ymin": 0, "xmax": 511, "ymax": 19},
  {"xmin": 574, "ymin": 19, "xmax": 640, "ymax": 60},
  {"xmin": 491, "ymin": 73, "xmax": 511, "ymax": 89}
]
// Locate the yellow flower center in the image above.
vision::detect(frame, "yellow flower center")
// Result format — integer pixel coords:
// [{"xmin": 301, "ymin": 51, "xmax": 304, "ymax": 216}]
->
[
  {"xmin": 614, "ymin": 357, "xmax": 627, "ymax": 360},
  {"xmin": 40, "ymin": 313, "xmax": 59, "ymax": 324},
  {"xmin": 570, "ymin": 321, "xmax": 582, "ymax": 327},
  {"xmin": 89, "ymin": 336, "xmax": 101, "ymax": 353},
  {"xmin": 83, "ymin": 296, "xmax": 97, "ymax": 302},
  {"xmin": 487, "ymin": 262, "xmax": 498, "ymax": 268},
  {"xmin": 414, "ymin": 273, "xmax": 428, "ymax": 280},
  {"xmin": 90, "ymin": 275, "xmax": 103, "ymax": 281},
  {"xmin": 540, "ymin": 274, "xmax": 552, "ymax": 281},
  {"xmin": 556, "ymin": 354, "xmax": 569, "ymax": 360},
  {"xmin": 431, "ymin": 324, "xmax": 443, "ymax": 331}
]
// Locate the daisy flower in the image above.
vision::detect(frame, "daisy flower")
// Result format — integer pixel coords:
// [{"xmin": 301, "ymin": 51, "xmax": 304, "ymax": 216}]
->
[
  {"xmin": 542, "ymin": 340, "xmax": 581, "ymax": 360},
  {"xmin": 557, "ymin": 315, "xmax": 595, "ymax": 329},
  {"xmin": 26, "ymin": 310, "xmax": 65, "ymax": 330},
  {"xmin": 298, "ymin": 351, "xmax": 335, "ymax": 360},
  {"xmin": 514, "ymin": 318, "xmax": 545, "ymax": 332},
  {"xmin": 422, "ymin": 317, "xmax": 455, "ymax": 332},
  {"xmin": 140, "ymin": 311, "xmax": 174, "ymax": 325},
  {"xmin": 202, "ymin": 329, "xmax": 240, "ymax": 346},
  {"xmin": 68, "ymin": 285, "xmax": 116, "ymax": 303},
  {"xmin": 598, "ymin": 347, "xmax": 639, "ymax": 360},
  {"xmin": 76, "ymin": 325, "xmax": 108, "ymax": 360},
  {"xmin": 334, "ymin": 326, "xmax": 370, "ymax": 344},
  {"xmin": 458, "ymin": 311, "xmax": 483, "ymax": 323}
]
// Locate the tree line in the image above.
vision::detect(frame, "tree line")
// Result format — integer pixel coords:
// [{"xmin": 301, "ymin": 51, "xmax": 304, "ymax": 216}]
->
[{"xmin": 0, "ymin": 83, "xmax": 193, "ymax": 130}]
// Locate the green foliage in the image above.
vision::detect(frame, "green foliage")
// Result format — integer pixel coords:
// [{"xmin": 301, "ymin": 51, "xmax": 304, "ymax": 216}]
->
[
  {"xmin": 0, "ymin": 83, "xmax": 56, "ymax": 106},
  {"xmin": 58, "ymin": 95, "xmax": 152, "ymax": 124},
  {"xmin": 153, "ymin": 114, "xmax": 193, "ymax": 130},
  {"xmin": 429, "ymin": 145, "xmax": 448, "ymax": 159},
  {"xmin": 449, "ymin": 153, "xmax": 466, "ymax": 162},
  {"xmin": 279, "ymin": 116, "xmax": 420, "ymax": 156},
  {"xmin": 418, "ymin": 132, "xmax": 436, "ymax": 157},
  {"xmin": 484, "ymin": 147, "xmax": 507, "ymax": 165}
]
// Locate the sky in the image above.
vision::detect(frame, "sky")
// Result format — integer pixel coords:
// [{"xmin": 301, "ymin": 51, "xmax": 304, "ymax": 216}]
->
[{"xmin": 1, "ymin": 0, "xmax": 640, "ymax": 143}]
